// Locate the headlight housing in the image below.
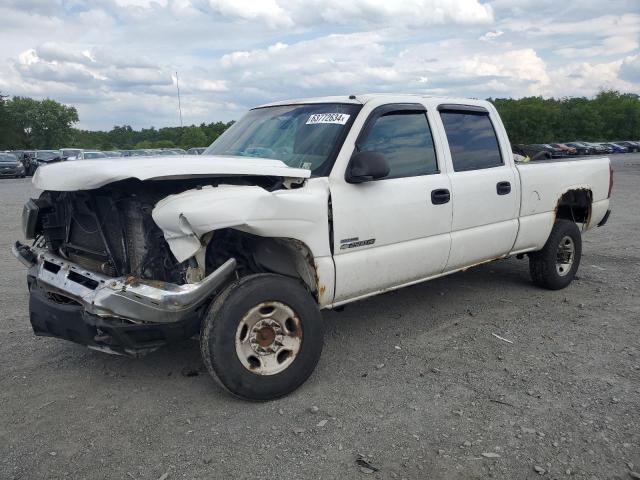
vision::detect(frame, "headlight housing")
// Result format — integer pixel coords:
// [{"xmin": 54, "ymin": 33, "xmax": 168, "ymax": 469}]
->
[{"xmin": 22, "ymin": 198, "xmax": 48, "ymax": 239}]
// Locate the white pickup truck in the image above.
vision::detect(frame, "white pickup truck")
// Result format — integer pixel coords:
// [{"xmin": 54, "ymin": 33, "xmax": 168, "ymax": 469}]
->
[{"xmin": 14, "ymin": 94, "xmax": 612, "ymax": 400}]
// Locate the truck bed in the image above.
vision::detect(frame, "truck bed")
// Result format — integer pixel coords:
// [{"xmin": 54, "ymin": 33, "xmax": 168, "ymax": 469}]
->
[{"xmin": 511, "ymin": 155, "xmax": 611, "ymax": 254}]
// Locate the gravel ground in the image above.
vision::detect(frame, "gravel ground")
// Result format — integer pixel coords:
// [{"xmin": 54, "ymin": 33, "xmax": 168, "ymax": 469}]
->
[{"xmin": 0, "ymin": 155, "xmax": 638, "ymax": 480}]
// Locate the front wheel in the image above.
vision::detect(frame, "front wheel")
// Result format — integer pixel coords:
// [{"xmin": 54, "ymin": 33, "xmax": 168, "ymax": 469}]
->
[
  {"xmin": 200, "ymin": 274, "xmax": 324, "ymax": 401},
  {"xmin": 529, "ymin": 219, "xmax": 582, "ymax": 290}
]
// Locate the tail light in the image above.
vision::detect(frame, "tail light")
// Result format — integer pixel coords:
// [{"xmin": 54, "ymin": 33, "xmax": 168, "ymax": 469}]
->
[{"xmin": 608, "ymin": 163, "xmax": 613, "ymax": 198}]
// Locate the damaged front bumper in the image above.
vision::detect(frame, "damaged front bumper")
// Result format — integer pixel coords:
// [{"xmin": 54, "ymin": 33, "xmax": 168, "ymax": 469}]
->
[{"xmin": 13, "ymin": 242, "xmax": 236, "ymax": 355}]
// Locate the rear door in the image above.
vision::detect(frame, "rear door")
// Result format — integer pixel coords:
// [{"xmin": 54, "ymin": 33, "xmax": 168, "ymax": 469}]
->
[
  {"xmin": 330, "ymin": 103, "xmax": 453, "ymax": 303},
  {"xmin": 436, "ymin": 104, "xmax": 519, "ymax": 271}
]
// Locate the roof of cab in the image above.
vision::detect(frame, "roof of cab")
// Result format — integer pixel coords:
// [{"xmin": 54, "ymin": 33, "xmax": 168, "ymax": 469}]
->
[{"xmin": 257, "ymin": 94, "xmax": 491, "ymax": 109}]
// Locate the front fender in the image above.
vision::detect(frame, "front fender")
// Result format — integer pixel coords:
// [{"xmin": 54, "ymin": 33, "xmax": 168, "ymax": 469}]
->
[{"xmin": 152, "ymin": 183, "xmax": 331, "ymax": 261}]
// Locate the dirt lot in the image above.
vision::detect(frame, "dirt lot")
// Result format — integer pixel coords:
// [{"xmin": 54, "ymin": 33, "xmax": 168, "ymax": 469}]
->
[{"xmin": 1, "ymin": 155, "xmax": 638, "ymax": 480}]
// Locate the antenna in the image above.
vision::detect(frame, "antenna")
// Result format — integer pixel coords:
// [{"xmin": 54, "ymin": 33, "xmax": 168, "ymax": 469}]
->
[{"xmin": 175, "ymin": 71, "xmax": 183, "ymax": 128}]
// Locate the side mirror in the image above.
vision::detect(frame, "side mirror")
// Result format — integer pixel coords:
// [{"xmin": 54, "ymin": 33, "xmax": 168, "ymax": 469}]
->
[{"xmin": 346, "ymin": 151, "xmax": 390, "ymax": 184}]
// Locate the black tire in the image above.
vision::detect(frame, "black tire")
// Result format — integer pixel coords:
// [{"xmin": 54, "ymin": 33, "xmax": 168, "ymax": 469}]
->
[
  {"xmin": 200, "ymin": 273, "xmax": 324, "ymax": 401},
  {"xmin": 529, "ymin": 219, "xmax": 582, "ymax": 290}
]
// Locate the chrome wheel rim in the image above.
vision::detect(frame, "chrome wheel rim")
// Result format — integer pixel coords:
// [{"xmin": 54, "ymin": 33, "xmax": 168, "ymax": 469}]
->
[
  {"xmin": 235, "ymin": 301, "xmax": 302, "ymax": 376},
  {"xmin": 556, "ymin": 235, "xmax": 575, "ymax": 277}
]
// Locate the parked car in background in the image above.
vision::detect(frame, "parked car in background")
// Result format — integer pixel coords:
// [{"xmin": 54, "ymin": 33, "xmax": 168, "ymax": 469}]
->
[
  {"xmin": 104, "ymin": 151, "xmax": 124, "ymax": 157},
  {"xmin": 537, "ymin": 144, "xmax": 565, "ymax": 158},
  {"xmin": 64, "ymin": 150, "xmax": 108, "ymax": 160},
  {"xmin": 121, "ymin": 149, "xmax": 153, "ymax": 157},
  {"xmin": 60, "ymin": 148, "xmax": 83, "ymax": 159},
  {"xmin": 82, "ymin": 151, "xmax": 108, "ymax": 160},
  {"xmin": 551, "ymin": 143, "xmax": 577, "ymax": 155},
  {"xmin": 10, "ymin": 150, "xmax": 37, "ymax": 176},
  {"xmin": 0, "ymin": 152, "xmax": 26, "ymax": 178},
  {"xmin": 187, "ymin": 147, "xmax": 207, "ymax": 155},
  {"xmin": 615, "ymin": 141, "xmax": 640, "ymax": 152},
  {"xmin": 565, "ymin": 142, "xmax": 595, "ymax": 155},
  {"xmin": 580, "ymin": 141, "xmax": 608, "ymax": 154},
  {"xmin": 512, "ymin": 144, "xmax": 552, "ymax": 160},
  {"xmin": 157, "ymin": 148, "xmax": 187, "ymax": 155},
  {"xmin": 34, "ymin": 150, "xmax": 63, "ymax": 170},
  {"xmin": 602, "ymin": 143, "xmax": 628, "ymax": 153},
  {"xmin": 594, "ymin": 143, "xmax": 614, "ymax": 154},
  {"xmin": 520, "ymin": 144, "xmax": 556, "ymax": 160}
]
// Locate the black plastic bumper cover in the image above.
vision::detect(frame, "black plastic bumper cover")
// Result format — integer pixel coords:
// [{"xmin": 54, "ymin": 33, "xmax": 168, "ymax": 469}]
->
[{"xmin": 28, "ymin": 282, "xmax": 201, "ymax": 356}]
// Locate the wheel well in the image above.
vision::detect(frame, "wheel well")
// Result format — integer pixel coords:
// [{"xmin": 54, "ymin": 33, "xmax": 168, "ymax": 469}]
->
[
  {"xmin": 205, "ymin": 229, "xmax": 319, "ymax": 300},
  {"xmin": 556, "ymin": 189, "xmax": 592, "ymax": 225}
]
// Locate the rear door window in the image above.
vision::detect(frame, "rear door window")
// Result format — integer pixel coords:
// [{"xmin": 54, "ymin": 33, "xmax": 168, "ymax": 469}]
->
[{"xmin": 440, "ymin": 111, "xmax": 503, "ymax": 171}]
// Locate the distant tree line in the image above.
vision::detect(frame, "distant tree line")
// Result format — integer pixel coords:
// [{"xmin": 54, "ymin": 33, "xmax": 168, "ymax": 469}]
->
[
  {"xmin": 1, "ymin": 90, "xmax": 638, "ymax": 151},
  {"xmin": 71, "ymin": 122, "xmax": 232, "ymax": 151},
  {"xmin": 0, "ymin": 93, "xmax": 232, "ymax": 151},
  {"xmin": 490, "ymin": 90, "xmax": 640, "ymax": 144}
]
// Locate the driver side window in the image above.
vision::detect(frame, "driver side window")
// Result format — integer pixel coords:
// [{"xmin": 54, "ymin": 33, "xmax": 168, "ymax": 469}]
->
[{"xmin": 358, "ymin": 111, "xmax": 438, "ymax": 179}]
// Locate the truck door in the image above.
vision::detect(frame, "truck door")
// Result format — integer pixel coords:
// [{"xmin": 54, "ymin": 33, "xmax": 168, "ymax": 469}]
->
[
  {"xmin": 436, "ymin": 104, "xmax": 519, "ymax": 271},
  {"xmin": 329, "ymin": 104, "xmax": 453, "ymax": 304}
]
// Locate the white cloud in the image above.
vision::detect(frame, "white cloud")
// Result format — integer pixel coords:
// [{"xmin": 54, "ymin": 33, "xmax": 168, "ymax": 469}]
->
[
  {"xmin": 619, "ymin": 55, "xmax": 640, "ymax": 83},
  {"xmin": 36, "ymin": 42, "xmax": 96, "ymax": 65},
  {"xmin": 206, "ymin": 0, "xmax": 294, "ymax": 28},
  {"xmin": 480, "ymin": 30, "xmax": 504, "ymax": 42},
  {"xmin": 546, "ymin": 60, "xmax": 635, "ymax": 97},
  {"xmin": 299, "ymin": 0, "xmax": 494, "ymax": 26},
  {"xmin": 554, "ymin": 35, "xmax": 639, "ymax": 58},
  {"xmin": 500, "ymin": 14, "xmax": 640, "ymax": 38},
  {"xmin": 0, "ymin": 0, "xmax": 637, "ymax": 129},
  {"xmin": 203, "ymin": 0, "xmax": 494, "ymax": 28}
]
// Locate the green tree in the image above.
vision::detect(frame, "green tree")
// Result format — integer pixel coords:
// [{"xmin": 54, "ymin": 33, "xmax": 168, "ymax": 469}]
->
[
  {"xmin": 3, "ymin": 96, "xmax": 78, "ymax": 149},
  {"xmin": 490, "ymin": 91, "xmax": 640, "ymax": 144},
  {"xmin": 153, "ymin": 139, "xmax": 176, "ymax": 148},
  {"xmin": 180, "ymin": 126, "xmax": 208, "ymax": 149},
  {"xmin": 134, "ymin": 140, "xmax": 155, "ymax": 149},
  {"xmin": 4, "ymin": 96, "xmax": 39, "ymax": 148},
  {"xmin": 0, "ymin": 92, "xmax": 17, "ymax": 150},
  {"xmin": 31, "ymin": 99, "xmax": 79, "ymax": 148}
]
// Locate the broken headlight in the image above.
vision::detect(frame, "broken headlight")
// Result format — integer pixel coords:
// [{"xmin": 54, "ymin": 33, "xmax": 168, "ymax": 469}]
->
[{"xmin": 22, "ymin": 198, "xmax": 48, "ymax": 240}]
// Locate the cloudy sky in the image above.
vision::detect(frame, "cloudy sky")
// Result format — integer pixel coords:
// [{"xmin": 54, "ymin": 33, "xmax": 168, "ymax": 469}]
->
[{"xmin": 1, "ymin": 0, "xmax": 638, "ymax": 130}]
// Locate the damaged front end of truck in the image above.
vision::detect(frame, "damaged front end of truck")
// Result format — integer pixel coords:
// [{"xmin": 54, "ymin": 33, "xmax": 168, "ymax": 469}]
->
[{"xmin": 13, "ymin": 156, "xmax": 324, "ymax": 356}]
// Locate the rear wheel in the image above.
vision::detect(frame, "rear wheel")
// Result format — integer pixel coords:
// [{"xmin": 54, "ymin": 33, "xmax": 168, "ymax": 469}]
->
[
  {"xmin": 200, "ymin": 274, "xmax": 324, "ymax": 401},
  {"xmin": 529, "ymin": 219, "xmax": 582, "ymax": 290}
]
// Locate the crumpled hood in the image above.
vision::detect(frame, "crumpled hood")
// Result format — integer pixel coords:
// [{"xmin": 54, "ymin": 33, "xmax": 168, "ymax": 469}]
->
[{"xmin": 32, "ymin": 155, "xmax": 311, "ymax": 191}]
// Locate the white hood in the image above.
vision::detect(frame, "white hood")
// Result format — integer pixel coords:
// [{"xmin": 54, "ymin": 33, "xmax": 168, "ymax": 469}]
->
[{"xmin": 32, "ymin": 155, "xmax": 311, "ymax": 191}]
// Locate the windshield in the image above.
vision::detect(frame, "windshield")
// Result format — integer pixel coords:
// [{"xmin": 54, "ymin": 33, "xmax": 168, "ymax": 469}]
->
[
  {"xmin": 0, "ymin": 153, "xmax": 18, "ymax": 163},
  {"xmin": 203, "ymin": 103, "xmax": 360, "ymax": 174}
]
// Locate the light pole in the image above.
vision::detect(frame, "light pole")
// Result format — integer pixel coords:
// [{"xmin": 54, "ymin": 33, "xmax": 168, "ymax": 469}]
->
[{"xmin": 175, "ymin": 71, "xmax": 183, "ymax": 128}]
